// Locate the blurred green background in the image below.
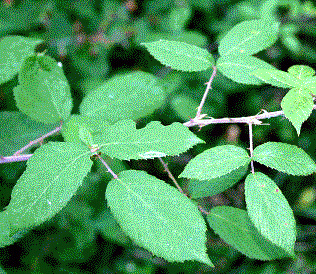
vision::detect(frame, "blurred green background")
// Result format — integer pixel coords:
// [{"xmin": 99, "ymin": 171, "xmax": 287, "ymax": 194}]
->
[{"xmin": 1, "ymin": 0, "xmax": 316, "ymax": 273}]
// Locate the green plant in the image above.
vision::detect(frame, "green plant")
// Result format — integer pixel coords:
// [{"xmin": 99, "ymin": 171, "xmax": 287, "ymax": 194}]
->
[{"xmin": 1, "ymin": 17, "xmax": 316, "ymax": 268}]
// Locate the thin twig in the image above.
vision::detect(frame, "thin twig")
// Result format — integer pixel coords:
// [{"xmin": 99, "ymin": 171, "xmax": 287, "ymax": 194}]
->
[
  {"xmin": 0, "ymin": 154, "xmax": 33, "ymax": 164},
  {"xmin": 248, "ymin": 122, "xmax": 255, "ymax": 174},
  {"xmin": 13, "ymin": 124, "xmax": 62, "ymax": 156},
  {"xmin": 96, "ymin": 154, "xmax": 118, "ymax": 179},
  {"xmin": 195, "ymin": 66, "xmax": 217, "ymax": 119}
]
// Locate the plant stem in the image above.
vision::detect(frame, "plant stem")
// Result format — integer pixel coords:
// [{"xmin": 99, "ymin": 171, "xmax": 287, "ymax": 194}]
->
[
  {"xmin": 96, "ymin": 154, "xmax": 118, "ymax": 179},
  {"xmin": 195, "ymin": 66, "xmax": 217, "ymax": 119},
  {"xmin": 248, "ymin": 122, "xmax": 255, "ymax": 174},
  {"xmin": 0, "ymin": 154, "xmax": 32, "ymax": 164}
]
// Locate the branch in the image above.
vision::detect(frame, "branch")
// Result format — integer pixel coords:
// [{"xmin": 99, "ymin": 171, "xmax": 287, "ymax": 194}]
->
[{"xmin": 0, "ymin": 154, "xmax": 32, "ymax": 164}]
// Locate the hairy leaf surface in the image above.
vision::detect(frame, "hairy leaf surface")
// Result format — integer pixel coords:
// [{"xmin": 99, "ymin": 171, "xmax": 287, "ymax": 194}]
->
[
  {"xmin": 245, "ymin": 172, "xmax": 296, "ymax": 256},
  {"xmin": 106, "ymin": 170, "xmax": 213, "ymax": 266},
  {"xmin": 5, "ymin": 142, "xmax": 92, "ymax": 229}
]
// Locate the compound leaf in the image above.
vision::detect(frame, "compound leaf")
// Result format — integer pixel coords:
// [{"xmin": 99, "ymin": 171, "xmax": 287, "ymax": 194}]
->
[
  {"xmin": 106, "ymin": 170, "xmax": 213, "ymax": 267},
  {"xmin": 0, "ymin": 36, "xmax": 42, "ymax": 85},
  {"xmin": 219, "ymin": 19, "xmax": 279, "ymax": 56},
  {"xmin": 179, "ymin": 145, "xmax": 251, "ymax": 180},
  {"xmin": 14, "ymin": 55, "xmax": 73, "ymax": 124},
  {"xmin": 4, "ymin": 142, "xmax": 92, "ymax": 229},
  {"xmin": 141, "ymin": 39, "xmax": 214, "ymax": 72},
  {"xmin": 217, "ymin": 55, "xmax": 277, "ymax": 85},
  {"xmin": 281, "ymin": 88, "xmax": 314, "ymax": 135},
  {"xmin": 80, "ymin": 71, "xmax": 165, "ymax": 123},
  {"xmin": 207, "ymin": 206, "xmax": 291, "ymax": 260},
  {"xmin": 95, "ymin": 120, "xmax": 204, "ymax": 160},
  {"xmin": 245, "ymin": 172, "xmax": 296, "ymax": 256},
  {"xmin": 252, "ymin": 142, "xmax": 316, "ymax": 175}
]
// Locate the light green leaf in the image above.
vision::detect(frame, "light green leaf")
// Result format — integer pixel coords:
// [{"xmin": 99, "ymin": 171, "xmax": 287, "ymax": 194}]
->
[
  {"xmin": 80, "ymin": 71, "xmax": 165, "ymax": 123},
  {"xmin": 4, "ymin": 142, "xmax": 92, "ymax": 229},
  {"xmin": 79, "ymin": 125, "xmax": 94, "ymax": 147},
  {"xmin": 252, "ymin": 142, "xmax": 316, "ymax": 175},
  {"xmin": 0, "ymin": 36, "xmax": 42, "ymax": 85},
  {"xmin": 288, "ymin": 65, "xmax": 315, "ymax": 79},
  {"xmin": 167, "ymin": 7, "xmax": 191, "ymax": 32},
  {"xmin": 217, "ymin": 55, "xmax": 278, "ymax": 85},
  {"xmin": 61, "ymin": 114, "xmax": 109, "ymax": 144},
  {"xmin": 245, "ymin": 172, "xmax": 296, "ymax": 256},
  {"xmin": 218, "ymin": 19, "xmax": 279, "ymax": 56},
  {"xmin": 187, "ymin": 165, "xmax": 248, "ymax": 199},
  {"xmin": 207, "ymin": 206, "xmax": 291, "ymax": 260},
  {"xmin": 179, "ymin": 145, "xmax": 251, "ymax": 180},
  {"xmin": 106, "ymin": 170, "xmax": 213, "ymax": 267},
  {"xmin": 252, "ymin": 68, "xmax": 302, "ymax": 88},
  {"xmin": 95, "ymin": 120, "xmax": 204, "ymax": 160},
  {"xmin": 14, "ymin": 55, "xmax": 73, "ymax": 124},
  {"xmin": 141, "ymin": 40, "xmax": 214, "ymax": 72},
  {"xmin": 281, "ymin": 88, "xmax": 314, "ymax": 135},
  {"xmin": 0, "ymin": 111, "xmax": 58, "ymax": 156}
]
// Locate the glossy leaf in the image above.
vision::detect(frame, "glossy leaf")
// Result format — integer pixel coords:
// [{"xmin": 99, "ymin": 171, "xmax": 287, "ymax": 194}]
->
[
  {"xmin": 80, "ymin": 71, "xmax": 165, "ymax": 123},
  {"xmin": 0, "ymin": 36, "xmax": 42, "ymax": 84},
  {"xmin": 207, "ymin": 206, "xmax": 291, "ymax": 260},
  {"xmin": 141, "ymin": 40, "xmax": 214, "ymax": 72},
  {"xmin": 219, "ymin": 19, "xmax": 279, "ymax": 56},
  {"xmin": 288, "ymin": 65, "xmax": 315, "ymax": 79},
  {"xmin": 187, "ymin": 165, "xmax": 248, "ymax": 199},
  {"xmin": 95, "ymin": 120, "xmax": 204, "ymax": 160},
  {"xmin": 252, "ymin": 69, "xmax": 302, "ymax": 88},
  {"xmin": 245, "ymin": 172, "xmax": 296, "ymax": 256},
  {"xmin": 180, "ymin": 145, "xmax": 251, "ymax": 181},
  {"xmin": 4, "ymin": 142, "xmax": 92, "ymax": 229},
  {"xmin": 106, "ymin": 170, "xmax": 213, "ymax": 267},
  {"xmin": 217, "ymin": 55, "xmax": 278, "ymax": 85},
  {"xmin": 281, "ymin": 88, "xmax": 314, "ymax": 135},
  {"xmin": 252, "ymin": 142, "xmax": 316, "ymax": 175},
  {"xmin": 0, "ymin": 111, "xmax": 58, "ymax": 156},
  {"xmin": 14, "ymin": 55, "xmax": 73, "ymax": 124}
]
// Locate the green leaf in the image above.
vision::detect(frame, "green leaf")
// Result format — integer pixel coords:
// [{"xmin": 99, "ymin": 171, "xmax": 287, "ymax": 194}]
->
[
  {"xmin": 4, "ymin": 142, "xmax": 92, "ymax": 229},
  {"xmin": 14, "ymin": 55, "xmax": 73, "ymax": 124},
  {"xmin": 106, "ymin": 170, "xmax": 213, "ymax": 267},
  {"xmin": 218, "ymin": 19, "xmax": 279, "ymax": 56},
  {"xmin": 179, "ymin": 145, "xmax": 251, "ymax": 180},
  {"xmin": 95, "ymin": 120, "xmax": 204, "ymax": 160},
  {"xmin": 187, "ymin": 165, "xmax": 248, "ymax": 199},
  {"xmin": 252, "ymin": 68, "xmax": 302, "ymax": 88},
  {"xmin": 167, "ymin": 7, "xmax": 191, "ymax": 32},
  {"xmin": 245, "ymin": 172, "xmax": 296, "ymax": 256},
  {"xmin": 207, "ymin": 206, "xmax": 291, "ymax": 260},
  {"xmin": 141, "ymin": 40, "xmax": 214, "ymax": 72},
  {"xmin": 80, "ymin": 71, "xmax": 165, "ymax": 123},
  {"xmin": 0, "ymin": 36, "xmax": 42, "ymax": 85},
  {"xmin": 253, "ymin": 142, "xmax": 316, "ymax": 175},
  {"xmin": 0, "ymin": 111, "xmax": 58, "ymax": 156},
  {"xmin": 281, "ymin": 88, "xmax": 314, "ymax": 135},
  {"xmin": 288, "ymin": 65, "xmax": 315, "ymax": 79},
  {"xmin": 79, "ymin": 125, "xmax": 94, "ymax": 147},
  {"xmin": 61, "ymin": 114, "xmax": 109, "ymax": 144},
  {"xmin": 217, "ymin": 55, "xmax": 278, "ymax": 85}
]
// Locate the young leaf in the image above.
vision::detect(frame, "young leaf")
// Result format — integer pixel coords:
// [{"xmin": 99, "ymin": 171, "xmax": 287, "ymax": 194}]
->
[
  {"xmin": 0, "ymin": 36, "xmax": 42, "ymax": 85},
  {"xmin": 281, "ymin": 88, "xmax": 314, "ymax": 135},
  {"xmin": 217, "ymin": 55, "xmax": 278, "ymax": 85},
  {"xmin": 288, "ymin": 65, "xmax": 315, "ymax": 79},
  {"xmin": 179, "ymin": 145, "xmax": 251, "ymax": 181},
  {"xmin": 106, "ymin": 170, "xmax": 214, "ymax": 267},
  {"xmin": 187, "ymin": 165, "xmax": 248, "ymax": 199},
  {"xmin": 80, "ymin": 71, "xmax": 165, "ymax": 123},
  {"xmin": 95, "ymin": 120, "xmax": 204, "ymax": 160},
  {"xmin": 252, "ymin": 69, "xmax": 302, "ymax": 89},
  {"xmin": 252, "ymin": 142, "xmax": 316, "ymax": 175},
  {"xmin": 218, "ymin": 19, "xmax": 279, "ymax": 56},
  {"xmin": 4, "ymin": 142, "xmax": 93, "ymax": 229},
  {"xmin": 141, "ymin": 40, "xmax": 214, "ymax": 72},
  {"xmin": 0, "ymin": 111, "xmax": 58, "ymax": 156},
  {"xmin": 14, "ymin": 55, "xmax": 73, "ymax": 124},
  {"xmin": 207, "ymin": 206, "xmax": 291, "ymax": 260},
  {"xmin": 61, "ymin": 114, "xmax": 109, "ymax": 144},
  {"xmin": 79, "ymin": 125, "xmax": 94, "ymax": 147},
  {"xmin": 245, "ymin": 172, "xmax": 296, "ymax": 256}
]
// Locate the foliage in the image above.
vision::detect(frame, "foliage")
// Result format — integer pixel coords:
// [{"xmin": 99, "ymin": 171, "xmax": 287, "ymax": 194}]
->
[{"xmin": 1, "ymin": 0, "xmax": 316, "ymax": 273}]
